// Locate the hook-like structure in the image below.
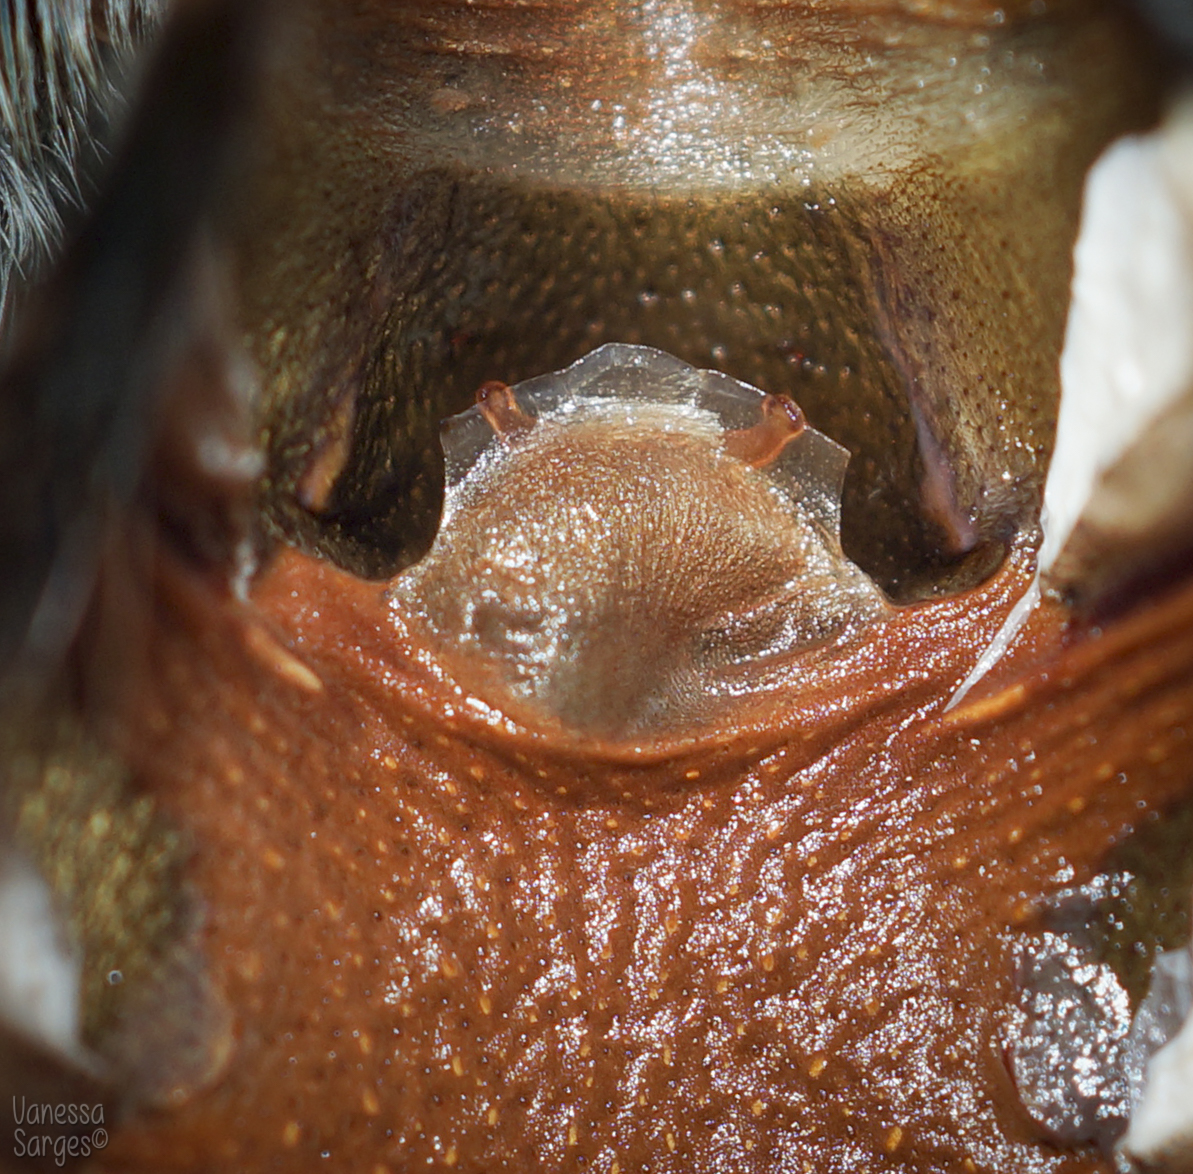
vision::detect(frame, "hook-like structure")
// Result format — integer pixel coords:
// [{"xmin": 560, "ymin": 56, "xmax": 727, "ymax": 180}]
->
[
  {"xmin": 723, "ymin": 393, "xmax": 806, "ymax": 468},
  {"xmin": 476, "ymin": 380, "xmax": 534, "ymax": 442}
]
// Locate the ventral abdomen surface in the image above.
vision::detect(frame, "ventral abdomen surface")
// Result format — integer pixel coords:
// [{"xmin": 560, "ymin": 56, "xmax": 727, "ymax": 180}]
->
[{"xmin": 390, "ymin": 345, "xmax": 890, "ymax": 742}]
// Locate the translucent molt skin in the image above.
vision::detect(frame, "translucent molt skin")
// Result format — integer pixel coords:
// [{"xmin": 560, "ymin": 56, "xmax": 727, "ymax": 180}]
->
[{"xmin": 391, "ymin": 346, "xmax": 889, "ymax": 741}]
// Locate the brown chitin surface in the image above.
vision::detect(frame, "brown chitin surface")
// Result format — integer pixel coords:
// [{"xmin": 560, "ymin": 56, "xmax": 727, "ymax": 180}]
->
[
  {"xmin": 241, "ymin": 0, "xmax": 1160, "ymax": 592},
  {"xmin": 91, "ymin": 544, "xmax": 1193, "ymax": 1174}
]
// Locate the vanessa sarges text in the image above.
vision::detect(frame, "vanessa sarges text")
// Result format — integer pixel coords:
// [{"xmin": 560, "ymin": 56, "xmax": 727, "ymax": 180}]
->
[{"xmin": 11, "ymin": 1097, "xmax": 107, "ymax": 1167}]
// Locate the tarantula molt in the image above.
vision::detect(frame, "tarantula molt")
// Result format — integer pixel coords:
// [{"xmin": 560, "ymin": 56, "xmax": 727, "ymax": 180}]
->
[{"xmin": 1, "ymin": 2, "xmax": 1192, "ymax": 1173}]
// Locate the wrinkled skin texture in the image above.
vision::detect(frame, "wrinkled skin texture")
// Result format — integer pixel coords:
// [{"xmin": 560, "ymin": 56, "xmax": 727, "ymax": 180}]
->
[
  {"xmin": 2, "ymin": 1, "xmax": 1191, "ymax": 1173},
  {"xmin": 91, "ymin": 542, "xmax": 1193, "ymax": 1174}
]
